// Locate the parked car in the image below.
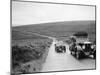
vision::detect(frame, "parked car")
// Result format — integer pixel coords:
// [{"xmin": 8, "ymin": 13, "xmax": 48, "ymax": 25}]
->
[
  {"xmin": 55, "ymin": 42, "xmax": 66, "ymax": 53},
  {"xmin": 69, "ymin": 41, "xmax": 96, "ymax": 59}
]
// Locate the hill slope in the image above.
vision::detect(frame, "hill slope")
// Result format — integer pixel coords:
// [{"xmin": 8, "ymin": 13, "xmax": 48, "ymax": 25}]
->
[
  {"xmin": 12, "ymin": 29, "xmax": 49, "ymax": 40},
  {"xmin": 12, "ymin": 20, "xmax": 96, "ymax": 41}
]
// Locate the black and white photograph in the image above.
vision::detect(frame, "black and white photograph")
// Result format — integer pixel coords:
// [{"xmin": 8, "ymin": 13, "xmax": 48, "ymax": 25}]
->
[{"xmin": 11, "ymin": 0, "xmax": 96, "ymax": 74}]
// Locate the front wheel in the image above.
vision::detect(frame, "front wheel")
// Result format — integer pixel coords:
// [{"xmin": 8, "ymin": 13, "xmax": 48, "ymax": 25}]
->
[
  {"xmin": 93, "ymin": 51, "xmax": 96, "ymax": 59},
  {"xmin": 76, "ymin": 51, "xmax": 81, "ymax": 59}
]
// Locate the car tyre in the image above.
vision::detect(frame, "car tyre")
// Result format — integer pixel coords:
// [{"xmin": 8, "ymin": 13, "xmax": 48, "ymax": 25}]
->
[
  {"xmin": 93, "ymin": 51, "xmax": 96, "ymax": 59},
  {"xmin": 70, "ymin": 51, "xmax": 72, "ymax": 54},
  {"xmin": 76, "ymin": 51, "xmax": 81, "ymax": 59}
]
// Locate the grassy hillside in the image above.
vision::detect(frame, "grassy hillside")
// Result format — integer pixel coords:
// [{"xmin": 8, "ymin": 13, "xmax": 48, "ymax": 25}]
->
[
  {"xmin": 12, "ymin": 39, "xmax": 52, "ymax": 74},
  {"xmin": 12, "ymin": 29, "xmax": 49, "ymax": 40},
  {"xmin": 12, "ymin": 20, "xmax": 96, "ymax": 42},
  {"xmin": 12, "ymin": 25, "xmax": 52, "ymax": 74}
]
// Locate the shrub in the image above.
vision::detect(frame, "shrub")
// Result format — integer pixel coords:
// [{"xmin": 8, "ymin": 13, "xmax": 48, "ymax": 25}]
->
[
  {"xmin": 12, "ymin": 44, "xmax": 45, "ymax": 69},
  {"xmin": 73, "ymin": 31, "xmax": 88, "ymax": 38},
  {"xmin": 12, "ymin": 39, "xmax": 52, "ymax": 74}
]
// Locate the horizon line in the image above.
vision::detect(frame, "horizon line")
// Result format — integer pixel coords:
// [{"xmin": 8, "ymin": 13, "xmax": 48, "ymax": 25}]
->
[{"xmin": 12, "ymin": 20, "xmax": 95, "ymax": 27}]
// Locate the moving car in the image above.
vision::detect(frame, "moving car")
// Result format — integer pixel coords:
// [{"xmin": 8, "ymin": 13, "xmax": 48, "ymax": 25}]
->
[
  {"xmin": 69, "ymin": 31, "xmax": 96, "ymax": 59},
  {"xmin": 69, "ymin": 41, "xmax": 96, "ymax": 59},
  {"xmin": 55, "ymin": 42, "xmax": 66, "ymax": 53}
]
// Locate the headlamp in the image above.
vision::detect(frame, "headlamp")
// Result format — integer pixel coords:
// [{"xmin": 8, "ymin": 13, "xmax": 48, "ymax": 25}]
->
[
  {"xmin": 82, "ymin": 45, "xmax": 85, "ymax": 49},
  {"xmin": 91, "ymin": 45, "xmax": 94, "ymax": 49}
]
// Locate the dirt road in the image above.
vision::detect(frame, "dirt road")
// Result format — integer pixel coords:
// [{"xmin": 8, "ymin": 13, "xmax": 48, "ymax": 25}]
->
[{"xmin": 41, "ymin": 39, "xmax": 95, "ymax": 72}]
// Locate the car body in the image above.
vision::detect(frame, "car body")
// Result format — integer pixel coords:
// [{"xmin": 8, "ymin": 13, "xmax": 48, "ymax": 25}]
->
[
  {"xmin": 69, "ymin": 41, "xmax": 96, "ymax": 59},
  {"xmin": 69, "ymin": 32, "xmax": 96, "ymax": 59},
  {"xmin": 55, "ymin": 42, "xmax": 66, "ymax": 53}
]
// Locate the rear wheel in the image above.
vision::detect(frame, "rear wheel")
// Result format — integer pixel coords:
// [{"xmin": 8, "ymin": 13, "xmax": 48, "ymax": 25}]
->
[
  {"xmin": 71, "ymin": 51, "xmax": 76, "ymax": 56},
  {"xmin": 55, "ymin": 47, "xmax": 58, "ymax": 52},
  {"xmin": 70, "ymin": 51, "xmax": 72, "ymax": 54},
  {"xmin": 64, "ymin": 46, "xmax": 66, "ymax": 53}
]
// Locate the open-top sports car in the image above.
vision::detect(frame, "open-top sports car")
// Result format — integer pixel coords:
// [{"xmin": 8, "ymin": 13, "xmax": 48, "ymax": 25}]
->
[
  {"xmin": 69, "ymin": 41, "xmax": 96, "ymax": 59},
  {"xmin": 55, "ymin": 42, "xmax": 66, "ymax": 53},
  {"xmin": 69, "ymin": 32, "xmax": 96, "ymax": 59}
]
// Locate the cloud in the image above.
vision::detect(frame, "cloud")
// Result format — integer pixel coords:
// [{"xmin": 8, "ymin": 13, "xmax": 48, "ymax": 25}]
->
[{"xmin": 12, "ymin": 1, "xmax": 95, "ymax": 26}]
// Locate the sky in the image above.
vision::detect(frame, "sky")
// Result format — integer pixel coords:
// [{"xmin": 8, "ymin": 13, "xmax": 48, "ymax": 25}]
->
[{"xmin": 12, "ymin": 1, "xmax": 95, "ymax": 26}]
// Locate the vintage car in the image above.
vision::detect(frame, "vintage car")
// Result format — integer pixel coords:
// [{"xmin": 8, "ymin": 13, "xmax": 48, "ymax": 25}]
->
[
  {"xmin": 69, "ymin": 41, "xmax": 96, "ymax": 59},
  {"xmin": 55, "ymin": 42, "xmax": 66, "ymax": 53},
  {"xmin": 69, "ymin": 32, "xmax": 96, "ymax": 59}
]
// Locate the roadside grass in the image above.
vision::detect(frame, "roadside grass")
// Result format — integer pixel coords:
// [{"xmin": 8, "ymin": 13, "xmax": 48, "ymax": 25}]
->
[{"xmin": 12, "ymin": 38, "xmax": 52, "ymax": 74}]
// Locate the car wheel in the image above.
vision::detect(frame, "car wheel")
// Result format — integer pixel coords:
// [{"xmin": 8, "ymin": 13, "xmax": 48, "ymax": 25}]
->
[
  {"xmin": 70, "ymin": 51, "xmax": 72, "ymax": 54},
  {"xmin": 55, "ymin": 48, "xmax": 57, "ymax": 52},
  {"xmin": 64, "ymin": 48, "xmax": 66, "ymax": 52},
  {"xmin": 93, "ymin": 51, "xmax": 96, "ymax": 59},
  {"xmin": 76, "ymin": 51, "xmax": 80, "ymax": 59},
  {"xmin": 63, "ymin": 50, "xmax": 65, "ymax": 53},
  {"xmin": 65, "ymin": 50, "xmax": 66, "ymax": 53},
  {"xmin": 71, "ymin": 51, "xmax": 75, "ymax": 56}
]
